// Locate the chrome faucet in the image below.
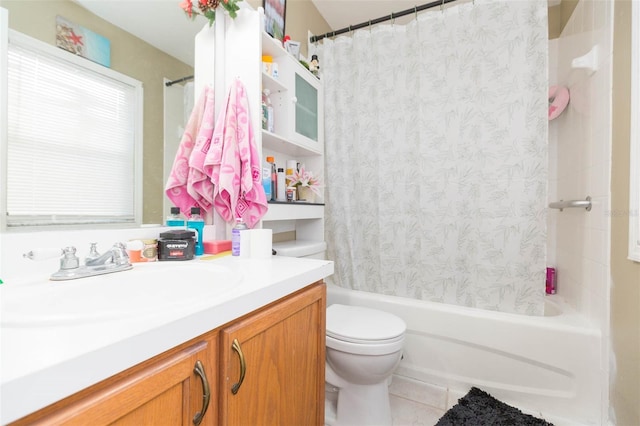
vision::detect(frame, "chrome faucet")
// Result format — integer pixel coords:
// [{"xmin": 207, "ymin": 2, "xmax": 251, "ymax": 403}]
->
[
  {"xmin": 85, "ymin": 242, "xmax": 130, "ymax": 268},
  {"xmin": 27, "ymin": 242, "xmax": 133, "ymax": 281}
]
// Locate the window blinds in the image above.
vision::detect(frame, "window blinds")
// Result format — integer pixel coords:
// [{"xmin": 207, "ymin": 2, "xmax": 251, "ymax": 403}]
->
[{"xmin": 6, "ymin": 34, "xmax": 141, "ymax": 227}]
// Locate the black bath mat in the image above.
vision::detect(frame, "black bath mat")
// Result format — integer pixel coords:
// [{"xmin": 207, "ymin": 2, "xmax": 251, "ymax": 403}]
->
[{"xmin": 436, "ymin": 387, "xmax": 554, "ymax": 426}]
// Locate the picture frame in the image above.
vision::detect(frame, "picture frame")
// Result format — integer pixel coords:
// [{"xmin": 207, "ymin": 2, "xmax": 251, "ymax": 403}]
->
[{"xmin": 263, "ymin": 0, "xmax": 286, "ymax": 42}]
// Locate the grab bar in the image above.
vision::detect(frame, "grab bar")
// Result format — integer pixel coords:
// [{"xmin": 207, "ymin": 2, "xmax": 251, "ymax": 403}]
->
[{"xmin": 549, "ymin": 196, "xmax": 592, "ymax": 212}]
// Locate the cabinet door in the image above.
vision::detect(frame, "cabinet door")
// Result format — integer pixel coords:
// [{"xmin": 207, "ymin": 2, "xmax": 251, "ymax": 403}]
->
[
  {"xmin": 15, "ymin": 339, "xmax": 216, "ymax": 426},
  {"xmin": 219, "ymin": 282, "xmax": 326, "ymax": 426},
  {"xmin": 291, "ymin": 69, "xmax": 323, "ymax": 154}
]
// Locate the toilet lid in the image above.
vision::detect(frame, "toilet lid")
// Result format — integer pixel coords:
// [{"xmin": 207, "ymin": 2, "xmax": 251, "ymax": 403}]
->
[{"xmin": 326, "ymin": 304, "xmax": 406, "ymax": 344}]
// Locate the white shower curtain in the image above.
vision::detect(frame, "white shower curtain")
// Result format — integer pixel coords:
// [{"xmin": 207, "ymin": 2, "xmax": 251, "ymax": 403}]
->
[{"xmin": 318, "ymin": 0, "xmax": 548, "ymax": 315}]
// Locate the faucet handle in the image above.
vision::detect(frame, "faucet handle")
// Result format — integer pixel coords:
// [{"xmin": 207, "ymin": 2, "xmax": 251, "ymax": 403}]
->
[
  {"xmin": 23, "ymin": 248, "xmax": 63, "ymax": 261},
  {"xmin": 60, "ymin": 246, "xmax": 80, "ymax": 270},
  {"xmin": 111, "ymin": 242, "xmax": 131, "ymax": 266}
]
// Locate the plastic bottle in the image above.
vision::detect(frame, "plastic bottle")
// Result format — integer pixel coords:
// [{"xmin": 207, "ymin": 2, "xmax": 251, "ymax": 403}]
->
[
  {"xmin": 276, "ymin": 168, "xmax": 286, "ymax": 201},
  {"xmin": 261, "ymin": 90, "xmax": 268, "ymax": 131},
  {"xmin": 166, "ymin": 206, "xmax": 185, "ymax": 227},
  {"xmin": 267, "ymin": 156, "xmax": 277, "ymax": 201},
  {"xmin": 286, "ymin": 159, "xmax": 297, "ymax": 188},
  {"xmin": 232, "ymin": 217, "xmax": 248, "ymax": 256},
  {"xmin": 262, "ymin": 158, "xmax": 272, "ymax": 200},
  {"xmin": 187, "ymin": 207, "xmax": 205, "ymax": 256},
  {"xmin": 263, "ymin": 89, "xmax": 274, "ymax": 133}
]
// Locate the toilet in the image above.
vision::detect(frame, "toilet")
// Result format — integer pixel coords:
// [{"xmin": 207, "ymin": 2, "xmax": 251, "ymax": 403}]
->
[
  {"xmin": 273, "ymin": 240, "xmax": 407, "ymax": 426},
  {"xmin": 325, "ymin": 304, "xmax": 406, "ymax": 426}
]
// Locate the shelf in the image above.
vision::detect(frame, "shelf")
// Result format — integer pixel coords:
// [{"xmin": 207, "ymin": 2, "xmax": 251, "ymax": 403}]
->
[
  {"xmin": 268, "ymin": 201, "xmax": 325, "ymax": 206},
  {"xmin": 262, "ymin": 32, "xmax": 287, "ymax": 58},
  {"xmin": 263, "ymin": 202, "xmax": 324, "ymax": 221},
  {"xmin": 262, "ymin": 72, "xmax": 287, "ymax": 93},
  {"xmin": 262, "ymin": 130, "xmax": 322, "ymax": 157}
]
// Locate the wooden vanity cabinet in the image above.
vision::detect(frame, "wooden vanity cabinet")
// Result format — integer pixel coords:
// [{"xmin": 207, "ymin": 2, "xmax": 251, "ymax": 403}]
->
[
  {"xmin": 12, "ymin": 338, "xmax": 217, "ymax": 426},
  {"xmin": 10, "ymin": 281, "xmax": 326, "ymax": 426},
  {"xmin": 219, "ymin": 281, "xmax": 326, "ymax": 426}
]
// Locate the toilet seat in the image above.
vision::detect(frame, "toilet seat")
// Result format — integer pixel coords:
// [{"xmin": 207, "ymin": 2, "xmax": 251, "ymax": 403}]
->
[
  {"xmin": 326, "ymin": 304, "xmax": 406, "ymax": 355},
  {"xmin": 326, "ymin": 334, "xmax": 404, "ymax": 355}
]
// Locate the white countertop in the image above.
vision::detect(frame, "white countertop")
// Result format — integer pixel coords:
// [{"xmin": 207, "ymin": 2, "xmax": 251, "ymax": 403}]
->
[{"xmin": 0, "ymin": 255, "xmax": 334, "ymax": 424}]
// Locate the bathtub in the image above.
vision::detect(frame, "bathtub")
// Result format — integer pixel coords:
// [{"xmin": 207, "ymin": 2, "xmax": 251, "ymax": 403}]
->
[{"xmin": 326, "ymin": 284, "xmax": 602, "ymax": 425}]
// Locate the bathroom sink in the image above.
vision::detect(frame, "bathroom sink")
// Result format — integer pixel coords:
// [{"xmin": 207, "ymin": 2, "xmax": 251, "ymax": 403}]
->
[{"xmin": 0, "ymin": 262, "xmax": 242, "ymax": 327}]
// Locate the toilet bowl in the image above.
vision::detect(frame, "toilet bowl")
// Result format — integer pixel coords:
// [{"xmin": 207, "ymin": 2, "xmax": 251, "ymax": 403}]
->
[
  {"xmin": 271, "ymin": 240, "xmax": 406, "ymax": 425},
  {"xmin": 325, "ymin": 304, "xmax": 406, "ymax": 426}
]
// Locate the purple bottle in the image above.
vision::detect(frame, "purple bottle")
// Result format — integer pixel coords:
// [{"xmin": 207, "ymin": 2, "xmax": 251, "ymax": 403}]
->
[{"xmin": 546, "ymin": 267, "xmax": 557, "ymax": 294}]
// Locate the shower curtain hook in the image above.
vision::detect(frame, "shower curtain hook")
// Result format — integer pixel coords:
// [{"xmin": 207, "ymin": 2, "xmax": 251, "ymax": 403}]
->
[
  {"xmin": 390, "ymin": 12, "xmax": 394, "ymax": 26},
  {"xmin": 368, "ymin": 20, "xmax": 372, "ymax": 32},
  {"xmin": 414, "ymin": 5, "xmax": 418, "ymax": 20},
  {"xmin": 441, "ymin": 0, "xmax": 445, "ymax": 12}
]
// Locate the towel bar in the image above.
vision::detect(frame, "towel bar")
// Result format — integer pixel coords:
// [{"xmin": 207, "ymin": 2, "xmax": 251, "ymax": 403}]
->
[{"xmin": 549, "ymin": 196, "xmax": 592, "ymax": 212}]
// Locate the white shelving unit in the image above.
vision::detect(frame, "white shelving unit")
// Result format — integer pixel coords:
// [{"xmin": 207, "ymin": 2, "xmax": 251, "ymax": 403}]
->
[{"xmin": 195, "ymin": 5, "xmax": 325, "ymax": 247}]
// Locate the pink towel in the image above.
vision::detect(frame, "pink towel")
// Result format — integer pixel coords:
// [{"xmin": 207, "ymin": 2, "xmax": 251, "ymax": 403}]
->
[
  {"xmin": 187, "ymin": 87, "xmax": 215, "ymax": 211},
  {"xmin": 165, "ymin": 87, "xmax": 214, "ymax": 216},
  {"xmin": 204, "ymin": 79, "xmax": 267, "ymax": 228}
]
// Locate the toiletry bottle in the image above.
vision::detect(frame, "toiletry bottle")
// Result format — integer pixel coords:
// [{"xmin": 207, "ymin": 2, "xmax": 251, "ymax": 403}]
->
[
  {"xmin": 232, "ymin": 217, "xmax": 248, "ymax": 256},
  {"xmin": 263, "ymin": 89, "xmax": 274, "ymax": 133},
  {"xmin": 262, "ymin": 158, "xmax": 272, "ymax": 200},
  {"xmin": 187, "ymin": 207, "xmax": 205, "ymax": 256},
  {"xmin": 261, "ymin": 90, "xmax": 268, "ymax": 131},
  {"xmin": 546, "ymin": 267, "xmax": 557, "ymax": 294},
  {"xmin": 285, "ymin": 159, "xmax": 297, "ymax": 188},
  {"xmin": 267, "ymin": 156, "xmax": 276, "ymax": 201},
  {"xmin": 276, "ymin": 167, "xmax": 286, "ymax": 201},
  {"xmin": 166, "ymin": 206, "xmax": 185, "ymax": 227}
]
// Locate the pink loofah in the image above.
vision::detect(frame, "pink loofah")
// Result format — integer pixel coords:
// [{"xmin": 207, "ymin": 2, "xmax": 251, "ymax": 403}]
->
[{"xmin": 548, "ymin": 85, "xmax": 570, "ymax": 120}]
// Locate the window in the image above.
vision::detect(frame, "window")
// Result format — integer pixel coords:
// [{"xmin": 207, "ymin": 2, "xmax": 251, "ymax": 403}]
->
[
  {"xmin": 2, "ymin": 30, "xmax": 142, "ymax": 229},
  {"xmin": 630, "ymin": 2, "xmax": 640, "ymax": 262}
]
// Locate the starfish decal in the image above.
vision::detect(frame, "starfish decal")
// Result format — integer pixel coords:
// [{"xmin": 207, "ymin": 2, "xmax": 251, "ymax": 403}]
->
[{"xmin": 68, "ymin": 29, "xmax": 83, "ymax": 46}]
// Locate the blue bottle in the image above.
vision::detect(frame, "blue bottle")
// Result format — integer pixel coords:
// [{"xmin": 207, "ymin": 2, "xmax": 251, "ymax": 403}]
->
[
  {"xmin": 187, "ymin": 207, "xmax": 205, "ymax": 256},
  {"xmin": 166, "ymin": 207, "xmax": 185, "ymax": 227},
  {"xmin": 262, "ymin": 158, "xmax": 272, "ymax": 200}
]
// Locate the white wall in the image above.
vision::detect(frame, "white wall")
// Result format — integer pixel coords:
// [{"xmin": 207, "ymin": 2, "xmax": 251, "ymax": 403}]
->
[{"xmin": 548, "ymin": 1, "xmax": 613, "ymax": 423}]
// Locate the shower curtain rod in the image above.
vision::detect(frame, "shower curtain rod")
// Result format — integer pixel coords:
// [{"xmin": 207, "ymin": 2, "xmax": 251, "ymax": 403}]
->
[
  {"xmin": 310, "ymin": 0, "xmax": 459, "ymax": 43},
  {"xmin": 165, "ymin": 75, "xmax": 194, "ymax": 87}
]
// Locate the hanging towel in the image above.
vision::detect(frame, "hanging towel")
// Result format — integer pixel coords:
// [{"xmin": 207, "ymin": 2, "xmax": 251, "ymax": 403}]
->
[
  {"xmin": 204, "ymin": 79, "xmax": 267, "ymax": 228},
  {"xmin": 187, "ymin": 86, "xmax": 215, "ymax": 212},
  {"xmin": 165, "ymin": 87, "xmax": 213, "ymax": 215}
]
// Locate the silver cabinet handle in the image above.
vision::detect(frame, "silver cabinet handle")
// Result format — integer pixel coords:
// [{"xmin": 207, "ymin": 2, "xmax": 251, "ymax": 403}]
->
[
  {"xmin": 193, "ymin": 360, "xmax": 210, "ymax": 425},
  {"xmin": 231, "ymin": 338, "xmax": 246, "ymax": 395}
]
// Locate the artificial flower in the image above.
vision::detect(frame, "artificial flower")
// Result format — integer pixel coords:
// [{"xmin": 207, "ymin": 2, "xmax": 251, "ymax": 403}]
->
[
  {"xmin": 288, "ymin": 165, "xmax": 324, "ymax": 197},
  {"xmin": 180, "ymin": 0, "xmax": 242, "ymax": 26}
]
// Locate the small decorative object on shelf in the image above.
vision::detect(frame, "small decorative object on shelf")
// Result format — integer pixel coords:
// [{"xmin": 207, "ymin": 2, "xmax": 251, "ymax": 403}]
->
[
  {"xmin": 180, "ymin": 0, "xmax": 243, "ymax": 26},
  {"xmin": 283, "ymin": 35, "xmax": 301, "ymax": 60},
  {"xmin": 288, "ymin": 165, "xmax": 323, "ymax": 203},
  {"xmin": 309, "ymin": 54, "xmax": 320, "ymax": 78}
]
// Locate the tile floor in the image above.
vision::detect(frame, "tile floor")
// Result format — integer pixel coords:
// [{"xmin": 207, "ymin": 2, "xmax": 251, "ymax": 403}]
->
[{"xmin": 326, "ymin": 374, "xmax": 582, "ymax": 426}]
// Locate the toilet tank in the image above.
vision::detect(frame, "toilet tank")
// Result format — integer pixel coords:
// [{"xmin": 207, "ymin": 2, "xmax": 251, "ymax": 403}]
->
[{"xmin": 273, "ymin": 240, "xmax": 327, "ymax": 259}]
